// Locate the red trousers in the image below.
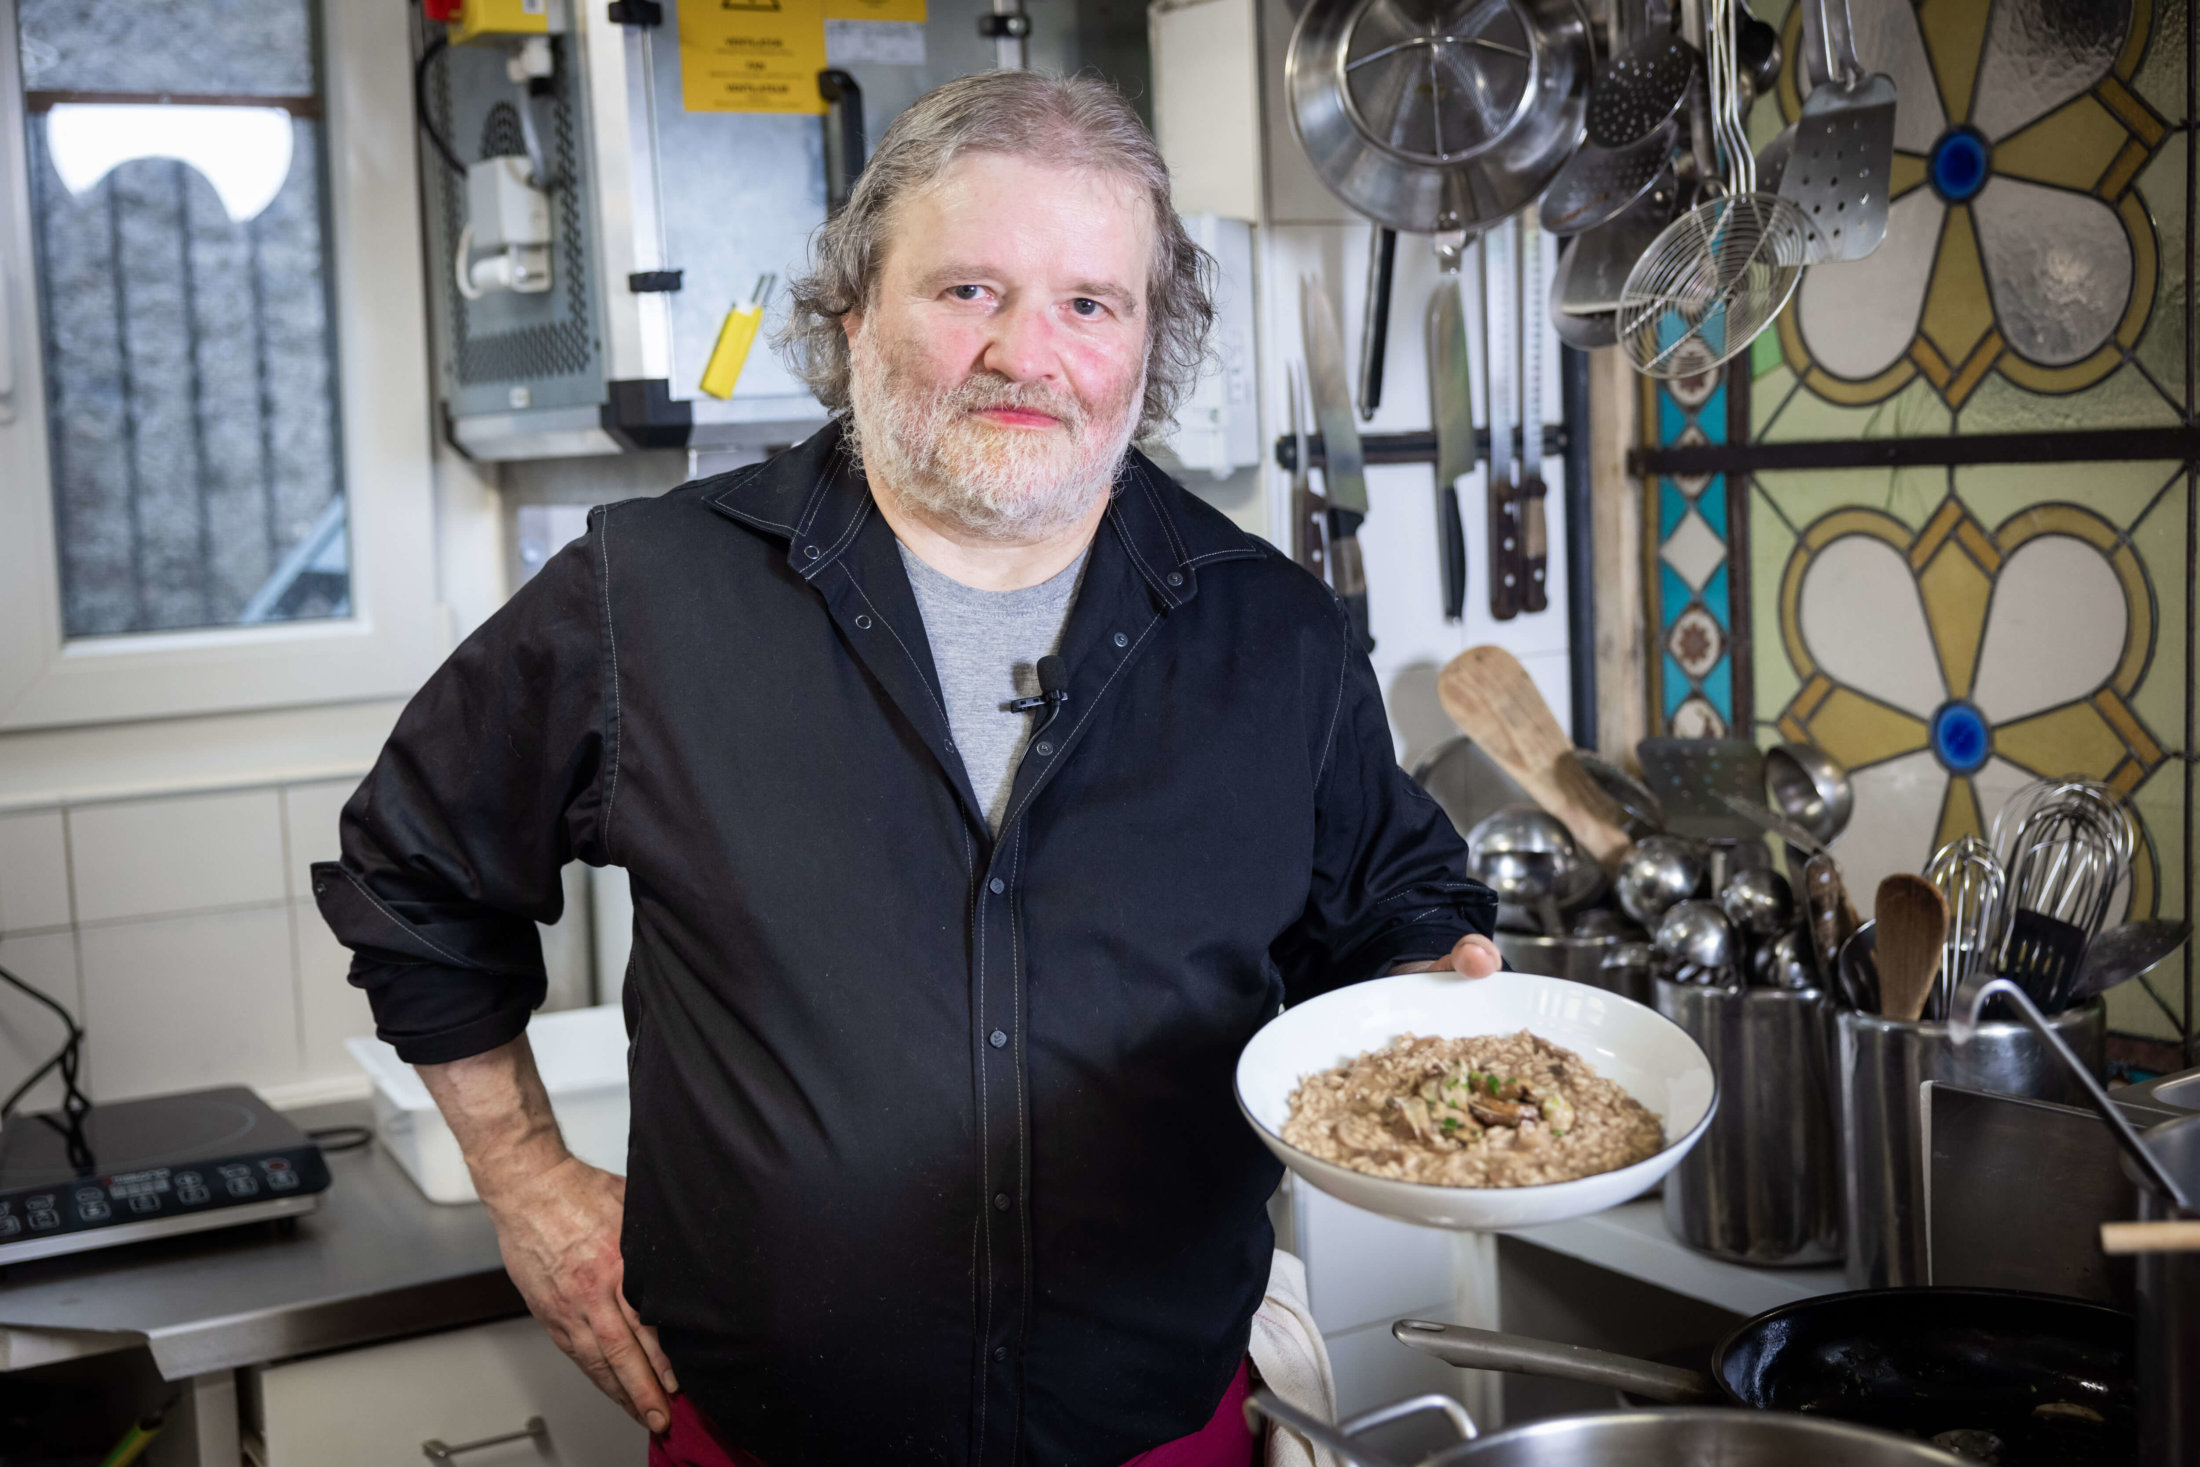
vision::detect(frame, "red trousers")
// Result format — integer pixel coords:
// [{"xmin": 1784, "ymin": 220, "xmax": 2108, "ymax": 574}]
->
[{"xmin": 648, "ymin": 1359, "xmax": 1256, "ymax": 1467}]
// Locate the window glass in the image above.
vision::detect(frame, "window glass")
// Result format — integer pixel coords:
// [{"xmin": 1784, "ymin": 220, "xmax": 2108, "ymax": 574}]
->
[{"xmin": 17, "ymin": 0, "xmax": 347, "ymax": 637}]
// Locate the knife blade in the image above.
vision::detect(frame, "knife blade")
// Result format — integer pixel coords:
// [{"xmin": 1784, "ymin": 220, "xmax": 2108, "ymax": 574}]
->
[
  {"xmin": 1301, "ymin": 274, "xmax": 1374, "ymax": 653},
  {"xmin": 1426, "ymin": 235, "xmax": 1473, "ymax": 623}
]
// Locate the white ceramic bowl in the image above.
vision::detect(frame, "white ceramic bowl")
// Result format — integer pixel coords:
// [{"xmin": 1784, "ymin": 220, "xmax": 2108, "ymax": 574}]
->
[{"xmin": 1236, "ymin": 971, "xmax": 1717, "ymax": 1230}]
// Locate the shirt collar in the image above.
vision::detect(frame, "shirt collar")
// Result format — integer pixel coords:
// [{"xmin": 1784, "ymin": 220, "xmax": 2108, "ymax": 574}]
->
[{"xmin": 703, "ymin": 418, "xmax": 1261, "ymax": 607}]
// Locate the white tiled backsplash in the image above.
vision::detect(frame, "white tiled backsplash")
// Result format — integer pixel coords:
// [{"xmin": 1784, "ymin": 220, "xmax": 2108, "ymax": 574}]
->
[{"xmin": 0, "ymin": 779, "xmax": 599, "ymax": 1113}]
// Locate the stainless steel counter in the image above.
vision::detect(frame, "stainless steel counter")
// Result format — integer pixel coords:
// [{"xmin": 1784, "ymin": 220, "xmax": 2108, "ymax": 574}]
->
[{"xmin": 0, "ymin": 1100, "xmax": 521, "ymax": 1381}]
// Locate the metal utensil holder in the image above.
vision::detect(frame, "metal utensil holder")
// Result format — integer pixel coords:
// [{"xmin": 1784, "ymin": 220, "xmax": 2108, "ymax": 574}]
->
[
  {"xmin": 1835, "ymin": 999, "xmax": 2106, "ymax": 1287},
  {"xmin": 2125, "ymin": 1112, "xmax": 2200, "ymax": 1467},
  {"xmin": 1656, "ymin": 978, "xmax": 1841, "ymax": 1265},
  {"xmin": 1494, "ymin": 932, "xmax": 1638, "ymax": 1000}
]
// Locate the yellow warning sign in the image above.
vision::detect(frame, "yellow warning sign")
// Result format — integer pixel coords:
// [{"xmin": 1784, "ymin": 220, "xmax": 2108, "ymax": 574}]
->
[
  {"xmin": 680, "ymin": 0, "xmax": 830, "ymax": 115},
  {"xmin": 824, "ymin": 0, "xmax": 925, "ymax": 22}
]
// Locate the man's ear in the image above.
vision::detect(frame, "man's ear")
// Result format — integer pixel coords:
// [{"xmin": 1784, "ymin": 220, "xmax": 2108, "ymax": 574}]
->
[{"xmin": 841, "ymin": 311, "xmax": 862, "ymax": 345}]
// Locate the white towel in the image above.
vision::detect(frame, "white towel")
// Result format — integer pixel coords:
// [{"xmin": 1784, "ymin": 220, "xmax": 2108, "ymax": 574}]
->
[{"xmin": 1247, "ymin": 1250, "xmax": 1342, "ymax": 1467}]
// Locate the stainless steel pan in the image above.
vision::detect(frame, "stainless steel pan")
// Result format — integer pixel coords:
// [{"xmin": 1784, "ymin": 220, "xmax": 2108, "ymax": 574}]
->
[{"xmin": 1288, "ymin": 0, "xmax": 1595, "ymax": 234}]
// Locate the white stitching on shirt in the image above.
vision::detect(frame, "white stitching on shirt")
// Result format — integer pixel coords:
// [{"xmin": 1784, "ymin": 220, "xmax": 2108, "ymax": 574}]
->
[
  {"xmin": 333, "ymin": 868, "xmax": 477, "ymax": 970},
  {"xmin": 1107, "ymin": 503, "xmax": 1180, "ymax": 608},
  {"xmin": 1312, "ymin": 610, "xmax": 1350, "ymax": 791},
  {"xmin": 993, "ymin": 608, "xmax": 1161, "ymax": 834},
  {"xmin": 800, "ymin": 491, "xmax": 871, "ymax": 580},
  {"xmin": 1135, "ymin": 470, "xmax": 1191, "ymax": 565},
  {"xmin": 598, "ymin": 505, "xmax": 625, "ymax": 860},
  {"xmin": 836, "ymin": 563, "xmax": 954, "ymax": 736}
]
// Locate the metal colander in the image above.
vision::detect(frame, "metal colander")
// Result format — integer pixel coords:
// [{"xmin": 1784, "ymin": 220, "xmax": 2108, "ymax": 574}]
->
[
  {"xmin": 1339, "ymin": 0, "xmax": 1535, "ymax": 165},
  {"xmin": 1617, "ymin": 0, "xmax": 1809, "ymax": 378}
]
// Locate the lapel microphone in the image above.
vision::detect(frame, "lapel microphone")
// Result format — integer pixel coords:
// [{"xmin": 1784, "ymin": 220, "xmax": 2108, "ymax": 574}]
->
[{"xmin": 1007, "ymin": 655, "xmax": 1071, "ymax": 731}]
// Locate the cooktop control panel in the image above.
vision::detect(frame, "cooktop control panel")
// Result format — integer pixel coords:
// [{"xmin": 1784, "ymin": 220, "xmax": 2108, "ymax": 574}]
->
[{"xmin": 0, "ymin": 1087, "xmax": 331, "ymax": 1261}]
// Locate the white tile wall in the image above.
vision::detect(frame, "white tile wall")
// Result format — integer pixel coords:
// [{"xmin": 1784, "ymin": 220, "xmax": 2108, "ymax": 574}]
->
[
  {"xmin": 282, "ymin": 779, "xmax": 358, "ymax": 901},
  {"xmin": 79, "ymin": 905, "xmax": 302, "ymax": 1101},
  {"xmin": 1300, "ymin": 1184, "xmax": 1460, "ymax": 1334},
  {"xmin": 1324, "ymin": 1313, "xmax": 1471, "ymax": 1420},
  {"xmin": 292, "ymin": 899, "xmax": 378, "ymax": 1079},
  {"xmin": 0, "ymin": 929, "xmax": 81, "ymax": 1112},
  {"xmin": 0, "ymin": 808, "xmax": 72, "ymax": 932},
  {"xmin": 69, "ymin": 789, "xmax": 288, "ymax": 923}
]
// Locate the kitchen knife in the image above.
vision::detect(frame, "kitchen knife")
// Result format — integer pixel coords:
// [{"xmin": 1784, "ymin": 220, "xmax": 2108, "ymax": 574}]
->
[
  {"xmin": 1301, "ymin": 274, "xmax": 1375, "ymax": 654},
  {"xmin": 1285, "ymin": 363, "xmax": 1328, "ymax": 581},
  {"xmin": 1357, "ymin": 223, "xmax": 1397, "ymax": 420},
  {"xmin": 1426, "ymin": 234, "xmax": 1473, "ymax": 623},
  {"xmin": 1517, "ymin": 216, "xmax": 1550, "ymax": 614},
  {"xmin": 1481, "ymin": 226, "xmax": 1522, "ymax": 621}
]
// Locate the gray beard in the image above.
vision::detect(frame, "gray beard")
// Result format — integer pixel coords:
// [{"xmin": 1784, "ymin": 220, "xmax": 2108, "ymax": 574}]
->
[{"xmin": 844, "ymin": 330, "xmax": 1139, "ymax": 543}]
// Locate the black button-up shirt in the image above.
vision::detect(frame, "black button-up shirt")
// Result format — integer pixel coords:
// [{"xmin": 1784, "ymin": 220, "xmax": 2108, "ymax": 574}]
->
[{"xmin": 314, "ymin": 425, "xmax": 1493, "ymax": 1467}]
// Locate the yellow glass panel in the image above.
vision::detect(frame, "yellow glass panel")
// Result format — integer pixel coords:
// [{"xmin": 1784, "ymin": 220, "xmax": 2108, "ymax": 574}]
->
[
  {"xmin": 1992, "ymin": 96, "xmax": 2134, "ymax": 192},
  {"xmin": 2126, "ymin": 475, "xmax": 2188, "ymax": 741},
  {"xmin": 1935, "ymin": 775, "xmax": 1985, "ymax": 852},
  {"xmin": 1915, "ymin": 0, "xmax": 1992, "ymax": 125},
  {"xmin": 1957, "ymin": 364, "xmax": 2181, "ymax": 433},
  {"xmin": 1953, "ymin": 460, "xmax": 2181, "ymax": 534},
  {"xmin": 1992, "ymin": 699, "xmax": 2134, "ymax": 780},
  {"xmin": 1796, "ymin": 684, "xmax": 1931, "ymax": 770},
  {"xmin": 1916, "ymin": 531, "xmax": 1994, "ymax": 699},
  {"xmin": 1919, "ymin": 207, "xmax": 1996, "ymax": 372},
  {"xmin": 1891, "ymin": 153, "xmax": 1929, "ymax": 200}
]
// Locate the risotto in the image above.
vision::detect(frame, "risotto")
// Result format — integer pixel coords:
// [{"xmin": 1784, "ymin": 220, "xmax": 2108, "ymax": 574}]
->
[{"xmin": 1280, "ymin": 1030, "xmax": 1665, "ymax": 1188}]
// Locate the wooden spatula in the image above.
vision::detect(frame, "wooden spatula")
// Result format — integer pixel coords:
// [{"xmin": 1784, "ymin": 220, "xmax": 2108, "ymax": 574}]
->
[
  {"xmin": 1875, "ymin": 874, "xmax": 1949, "ymax": 1023},
  {"xmin": 1437, "ymin": 646, "xmax": 1631, "ymax": 865}
]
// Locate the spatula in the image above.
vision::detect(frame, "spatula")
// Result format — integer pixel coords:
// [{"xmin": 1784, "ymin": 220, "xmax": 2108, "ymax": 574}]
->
[
  {"xmin": 1437, "ymin": 646, "xmax": 1631, "ymax": 865},
  {"xmin": 1783, "ymin": 0, "xmax": 1895, "ymax": 262},
  {"xmin": 1874, "ymin": 874, "xmax": 1948, "ymax": 1022}
]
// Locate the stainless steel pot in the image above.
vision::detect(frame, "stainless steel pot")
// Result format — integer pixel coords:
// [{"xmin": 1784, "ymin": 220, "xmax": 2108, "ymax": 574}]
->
[
  {"xmin": 1287, "ymin": 0, "xmax": 1595, "ymax": 233},
  {"xmin": 1244, "ymin": 1392, "xmax": 1963, "ymax": 1467},
  {"xmin": 1836, "ymin": 998, "xmax": 2107, "ymax": 1287},
  {"xmin": 2126, "ymin": 1112, "xmax": 2200, "ymax": 1467},
  {"xmin": 1656, "ymin": 977, "xmax": 1840, "ymax": 1265},
  {"xmin": 1495, "ymin": 931, "xmax": 1638, "ymax": 999}
]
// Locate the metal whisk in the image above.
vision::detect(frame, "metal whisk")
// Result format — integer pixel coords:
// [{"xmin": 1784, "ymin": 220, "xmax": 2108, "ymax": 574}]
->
[
  {"xmin": 1996, "ymin": 781, "xmax": 2133, "ymax": 1008},
  {"xmin": 1924, "ymin": 834, "xmax": 2003, "ymax": 1021}
]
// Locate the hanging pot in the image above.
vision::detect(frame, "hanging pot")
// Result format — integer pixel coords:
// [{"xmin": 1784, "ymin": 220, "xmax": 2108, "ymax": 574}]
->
[{"xmin": 1287, "ymin": 0, "xmax": 1595, "ymax": 234}]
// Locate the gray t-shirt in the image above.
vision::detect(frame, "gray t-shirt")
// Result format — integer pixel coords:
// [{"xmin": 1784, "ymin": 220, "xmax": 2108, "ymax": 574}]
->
[{"xmin": 897, "ymin": 542, "xmax": 1087, "ymax": 832}]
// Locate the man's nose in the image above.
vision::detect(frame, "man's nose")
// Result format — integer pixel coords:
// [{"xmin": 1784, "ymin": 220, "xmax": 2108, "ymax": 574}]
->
[{"xmin": 980, "ymin": 298, "xmax": 1062, "ymax": 385}]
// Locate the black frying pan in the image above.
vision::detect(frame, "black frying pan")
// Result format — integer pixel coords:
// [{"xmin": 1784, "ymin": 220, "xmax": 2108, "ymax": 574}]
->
[{"xmin": 1396, "ymin": 1287, "xmax": 2135, "ymax": 1467}]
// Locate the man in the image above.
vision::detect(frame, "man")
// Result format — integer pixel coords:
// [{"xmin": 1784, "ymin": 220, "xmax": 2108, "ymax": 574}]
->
[{"xmin": 316, "ymin": 71, "xmax": 1498, "ymax": 1467}]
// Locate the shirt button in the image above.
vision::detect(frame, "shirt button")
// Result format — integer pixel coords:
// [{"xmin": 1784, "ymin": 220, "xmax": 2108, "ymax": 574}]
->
[
  {"xmin": 1113, "ymin": 631, "xmax": 1129, "ymax": 648},
  {"xmin": 1034, "ymin": 740, "xmax": 1053, "ymax": 757},
  {"xmin": 989, "ymin": 1029, "xmax": 1007, "ymax": 1048},
  {"xmin": 1166, "ymin": 571, "xmax": 1183, "ymax": 587},
  {"xmin": 989, "ymin": 877, "xmax": 1005, "ymax": 894},
  {"xmin": 853, "ymin": 613, "xmax": 872, "ymax": 629},
  {"xmin": 804, "ymin": 545, "xmax": 820, "ymax": 559},
  {"xmin": 994, "ymin": 1192, "xmax": 1012, "ymax": 1211},
  {"xmin": 993, "ymin": 1345, "xmax": 1008, "ymax": 1362}
]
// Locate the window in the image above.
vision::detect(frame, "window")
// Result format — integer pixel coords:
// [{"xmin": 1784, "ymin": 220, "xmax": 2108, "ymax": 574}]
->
[
  {"xmin": 20, "ymin": 0, "xmax": 348, "ymax": 637},
  {"xmin": 0, "ymin": 0, "xmax": 442, "ymax": 729}
]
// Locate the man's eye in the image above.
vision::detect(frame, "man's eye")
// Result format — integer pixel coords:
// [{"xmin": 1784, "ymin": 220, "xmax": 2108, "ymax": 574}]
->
[
  {"xmin": 1070, "ymin": 298, "xmax": 1103, "ymax": 318},
  {"xmin": 948, "ymin": 285, "xmax": 985, "ymax": 301}
]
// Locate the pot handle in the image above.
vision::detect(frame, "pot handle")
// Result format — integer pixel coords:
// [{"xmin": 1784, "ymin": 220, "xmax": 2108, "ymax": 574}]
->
[
  {"xmin": 1242, "ymin": 1390, "xmax": 1409, "ymax": 1467},
  {"xmin": 1391, "ymin": 1321, "xmax": 1722, "ymax": 1403}
]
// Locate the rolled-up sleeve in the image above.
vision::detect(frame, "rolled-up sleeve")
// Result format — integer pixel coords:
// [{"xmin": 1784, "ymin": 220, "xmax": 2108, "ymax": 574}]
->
[
  {"xmin": 1271, "ymin": 614, "xmax": 1497, "ymax": 1005},
  {"xmin": 312, "ymin": 512, "xmax": 614, "ymax": 1064}
]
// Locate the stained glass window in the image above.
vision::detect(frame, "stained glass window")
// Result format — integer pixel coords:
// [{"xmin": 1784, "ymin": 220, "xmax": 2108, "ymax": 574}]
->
[{"xmin": 1640, "ymin": 0, "xmax": 2194, "ymax": 1059}]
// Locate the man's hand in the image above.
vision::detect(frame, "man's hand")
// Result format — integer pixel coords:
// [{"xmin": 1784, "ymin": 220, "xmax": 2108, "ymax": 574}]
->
[
  {"xmin": 416, "ymin": 1038, "xmax": 678, "ymax": 1434},
  {"xmin": 1392, "ymin": 932, "xmax": 1503, "ymax": 979}
]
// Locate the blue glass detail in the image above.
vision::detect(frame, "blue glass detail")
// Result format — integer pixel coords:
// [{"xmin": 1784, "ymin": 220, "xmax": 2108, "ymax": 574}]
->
[
  {"xmin": 1659, "ymin": 390, "xmax": 1691, "ymax": 444},
  {"xmin": 1930, "ymin": 127, "xmax": 1990, "ymax": 203},
  {"xmin": 1664, "ymin": 651, "xmax": 1693, "ymax": 715},
  {"xmin": 1659, "ymin": 563, "xmax": 1694, "ymax": 627},
  {"xmin": 1930, "ymin": 700, "xmax": 1992, "ymax": 773},
  {"xmin": 1659, "ymin": 480, "xmax": 1691, "ymax": 539},
  {"xmin": 1700, "ymin": 383, "xmax": 1728, "ymax": 441},
  {"xmin": 1698, "ymin": 473, "xmax": 1728, "ymax": 527},
  {"xmin": 1701, "ymin": 561, "xmax": 1731, "ymax": 629},
  {"xmin": 1702, "ymin": 652, "xmax": 1732, "ymax": 720}
]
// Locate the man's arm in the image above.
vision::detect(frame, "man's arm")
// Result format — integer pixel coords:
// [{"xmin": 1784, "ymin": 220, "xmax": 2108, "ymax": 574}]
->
[
  {"xmin": 419, "ymin": 1039, "xmax": 676, "ymax": 1434},
  {"xmin": 313, "ymin": 518, "xmax": 675, "ymax": 1428}
]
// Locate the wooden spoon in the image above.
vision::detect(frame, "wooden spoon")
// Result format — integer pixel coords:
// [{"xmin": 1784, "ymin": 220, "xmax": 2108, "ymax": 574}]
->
[
  {"xmin": 1875, "ymin": 874, "xmax": 1949, "ymax": 1022},
  {"xmin": 1437, "ymin": 646, "xmax": 1631, "ymax": 865}
]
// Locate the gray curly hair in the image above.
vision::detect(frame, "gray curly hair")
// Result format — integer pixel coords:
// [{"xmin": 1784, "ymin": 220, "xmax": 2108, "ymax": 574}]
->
[{"xmin": 778, "ymin": 71, "xmax": 1213, "ymax": 439}]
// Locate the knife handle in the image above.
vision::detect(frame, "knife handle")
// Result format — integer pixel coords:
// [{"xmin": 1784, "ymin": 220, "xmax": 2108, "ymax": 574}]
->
[
  {"xmin": 1439, "ymin": 484, "xmax": 1467, "ymax": 622},
  {"xmin": 1327, "ymin": 509, "xmax": 1376, "ymax": 655},
  {"xmin": 1487, "ymin": 479, "xmax": 1521, "ymax": 622},
  {"xmin": 1357, "ymin": 226, "xmax": 1397, "ymax": 420},
  {"xmin": 1521, "ymin": 477, "xmax": 1549, "ymax": 614}
]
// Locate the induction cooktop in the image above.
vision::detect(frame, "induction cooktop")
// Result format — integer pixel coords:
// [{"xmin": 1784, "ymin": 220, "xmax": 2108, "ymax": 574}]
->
[{"xmin": 0, "ymin": 1086, "xmax": 329, "ymax": 1265}]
